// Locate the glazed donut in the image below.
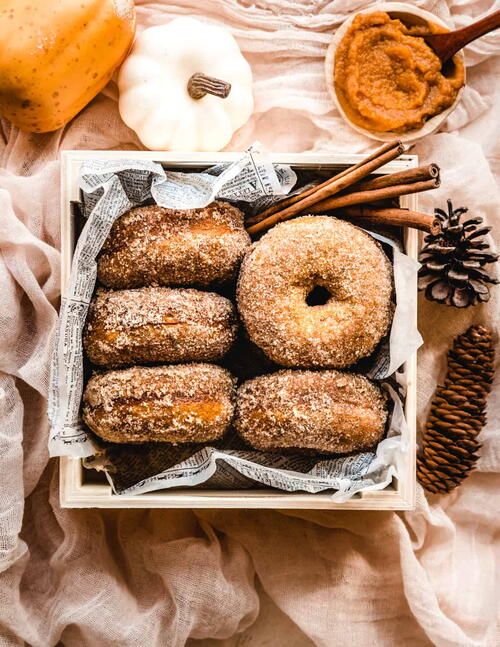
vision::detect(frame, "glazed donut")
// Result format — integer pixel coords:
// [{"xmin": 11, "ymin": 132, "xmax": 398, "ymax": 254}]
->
[
  {"xmin": 82, "ymin": 364, "xmax": 236, "ymax": 444},
  {"xmin": 237, "ymin": 216, "xmax": 393, "ymax": 368},
  {"xmin": 97, "ymin": 201, "xmax": 251, "ymax": 289},
  {"xmin": 83, "ymin": 287, "xmax": 238, "ymax": 368},
  {"xmin": 235, "ymin": 369, "xmax": 388, "ymax": 454}
]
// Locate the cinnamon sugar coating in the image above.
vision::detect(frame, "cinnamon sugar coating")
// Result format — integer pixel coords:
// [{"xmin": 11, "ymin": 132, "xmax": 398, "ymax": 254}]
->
[
  {"xmin": 235, "ymin": 369, "xmax": 388, "ymax": 454},
  {"xmin": 97, "ymin": 201, "xmax": 251, "ymax": 289},
  {"xmin": 83, "ymin": 287, "xmax": 238, "ymax": 368},
  {"xmin": 237, "ymin": 216, "xmax": 393, "ymax": 368},
  {"xmin": 83, "ymin": 364, "xmax": 236, "ymax": 444}
]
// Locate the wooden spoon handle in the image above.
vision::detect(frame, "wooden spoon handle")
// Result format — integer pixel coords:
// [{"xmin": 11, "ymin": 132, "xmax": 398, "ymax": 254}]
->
[{"xmin": 428, "ymin": 9, "xmax": 500, "ymax": 64}]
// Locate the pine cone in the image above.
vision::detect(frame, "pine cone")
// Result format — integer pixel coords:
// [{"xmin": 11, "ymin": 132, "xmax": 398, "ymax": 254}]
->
[
  {"xmin": 418, "ymin": 200, "xmax": 498, "ymax": 307},
  {"xmin": 417, "ymin": 325, "xmax": 495, "ymax": 494}
]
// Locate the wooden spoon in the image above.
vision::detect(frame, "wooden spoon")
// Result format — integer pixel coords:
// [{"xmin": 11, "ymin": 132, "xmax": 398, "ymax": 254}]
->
[{"xmin": 421, "ymin": 9, "xmax": 500, "ymax": 65}]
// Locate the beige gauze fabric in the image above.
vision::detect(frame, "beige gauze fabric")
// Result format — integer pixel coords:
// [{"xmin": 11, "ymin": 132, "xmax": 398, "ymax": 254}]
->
[{"xmin": 0, "ymin": 1, "xmax": 499, "ymax": 645}]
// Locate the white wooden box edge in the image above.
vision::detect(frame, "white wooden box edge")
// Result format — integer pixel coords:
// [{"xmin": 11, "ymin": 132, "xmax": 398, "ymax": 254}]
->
[{"xmin": 59, "ymin": 150, "xmax": 419, "ymax": 510}]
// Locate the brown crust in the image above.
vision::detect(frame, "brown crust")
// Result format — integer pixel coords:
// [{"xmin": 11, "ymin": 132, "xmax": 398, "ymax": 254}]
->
[
  {"xmin": 97, "ymin": 201, "xmax": 251, "ymax": 289},
  {"xmin": 82, "ymin": 364, "xmax": 236, "ymax": 444},
  {"xmin": 235, "ymin": 369, "xmax": 388, "ymax": 454},
  {"xmin": 83, "ymin": 287, "xmax": 238, "ymax": 368},
  {"xmin": 237, "ymin": 216, "xmax": 393, "ymax": 368}
]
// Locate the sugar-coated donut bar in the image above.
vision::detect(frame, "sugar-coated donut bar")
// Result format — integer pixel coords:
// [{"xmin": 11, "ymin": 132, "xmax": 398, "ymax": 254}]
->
[
  {"xmin": 97, "ymin": 201, "xmax": 250, "ymax": 289},
  {"xmin": 83, "ymin": 364, "xmax": 236, "ymax": 444},
  {"xmin": 83, "ymin": 287, "xmax": 238, "ymax": 368},
  {"xmin": 235, "ymin": 369, "xmax": 388, "ymax": 454},
  {"xmin": 237, "ymin": 216, "xmax": 393, "ymax": 368}
]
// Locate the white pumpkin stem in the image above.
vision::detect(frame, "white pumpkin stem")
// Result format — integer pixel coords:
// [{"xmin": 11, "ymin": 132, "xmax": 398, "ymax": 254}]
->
[{"xmin": 187, "ymin": 73, "xmax": 232, "ymax": 100}]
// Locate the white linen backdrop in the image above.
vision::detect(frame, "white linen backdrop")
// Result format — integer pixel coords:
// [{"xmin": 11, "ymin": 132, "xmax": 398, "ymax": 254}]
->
[{"xmin": 0, "ymin": 1, "xmax": 498, "ymax": 645}]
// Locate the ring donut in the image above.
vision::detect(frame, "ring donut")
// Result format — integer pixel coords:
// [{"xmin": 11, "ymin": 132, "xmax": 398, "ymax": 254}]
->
[{"xmin": 237, "ymin": 216, "xmax": 393, "ymax": 368}]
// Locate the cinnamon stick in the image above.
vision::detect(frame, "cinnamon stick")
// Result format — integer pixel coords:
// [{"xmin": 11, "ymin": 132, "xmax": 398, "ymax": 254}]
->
[
  {"xmin": 308, "ymin": 178, "xmax": 440, "ymax": 213},
  {"xmin": 338, "ymin": 206, "xmax": 441, "ymax": 234},
  {"xmin": 346, "ymin": 163, "xmax": 440, "ymax": 194},
  {"xmin": 249, "ymin": 141, "xmax": 400, "ymax": 224},
  {"xmin": 247, "ymin": 140, "xmax": 405, "ymax": 232}
]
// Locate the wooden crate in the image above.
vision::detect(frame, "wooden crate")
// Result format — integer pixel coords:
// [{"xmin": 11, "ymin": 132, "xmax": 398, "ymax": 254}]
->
[{"xmin": 59, "ymin": 150, "xmax": 419, "ymax": 510}]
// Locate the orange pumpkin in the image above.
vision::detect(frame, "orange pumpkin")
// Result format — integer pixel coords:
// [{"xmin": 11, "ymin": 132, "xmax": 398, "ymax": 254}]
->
[{"xmin": 0, "ymin": 0, "xmax": 136, "ymax": 133}]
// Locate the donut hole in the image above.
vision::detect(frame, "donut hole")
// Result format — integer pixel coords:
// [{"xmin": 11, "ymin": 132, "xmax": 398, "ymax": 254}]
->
[{"xmin": 305, "ymin": 285, "xmax": 332, "ymax": 307}]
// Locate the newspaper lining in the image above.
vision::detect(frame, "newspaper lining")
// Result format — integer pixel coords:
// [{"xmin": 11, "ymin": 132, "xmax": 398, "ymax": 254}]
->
[{"xmin": 48, "ymin": 150, "xmax": 422, "ymax": 500}]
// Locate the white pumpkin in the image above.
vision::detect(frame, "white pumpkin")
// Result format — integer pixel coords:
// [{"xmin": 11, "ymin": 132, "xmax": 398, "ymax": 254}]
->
[{"xmin": 118, "ymin": 17, "xmax": 254, "ymax": 151}]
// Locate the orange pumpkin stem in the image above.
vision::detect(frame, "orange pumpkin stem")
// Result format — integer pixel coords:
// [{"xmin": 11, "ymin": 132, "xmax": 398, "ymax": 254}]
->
[{"xmin": 187, "ymin": 73, "xmax": 232, "ymax": 100}]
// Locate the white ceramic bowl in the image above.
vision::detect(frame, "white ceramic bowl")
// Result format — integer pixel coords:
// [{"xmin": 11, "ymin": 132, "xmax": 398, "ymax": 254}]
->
[{"xmin": 324, "ymin": 2, "xmax": 465, "ymax": 143}]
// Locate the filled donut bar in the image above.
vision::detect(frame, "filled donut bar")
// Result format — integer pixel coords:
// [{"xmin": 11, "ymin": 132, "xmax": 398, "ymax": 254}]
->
[
  {"xmin": 83, "ymin": 364, "xmax": 236, "ymax": 444},
  {"xmin": 235, "ymin": 370, "xmax": 388, "ymax": 454},
  {"xmin": 96, "ymin": 201, "xmax": 251, "ymax": 289},
  {"xmin": 84, "ymin": 287, "xmax": 238, "ymax": 368}
]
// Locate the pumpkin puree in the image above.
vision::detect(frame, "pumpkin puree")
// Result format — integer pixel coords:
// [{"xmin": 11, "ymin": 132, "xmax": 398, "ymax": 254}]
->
[{"xmin": 334, "ymin": 12, "xmax": 465, "ymax": 133}]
